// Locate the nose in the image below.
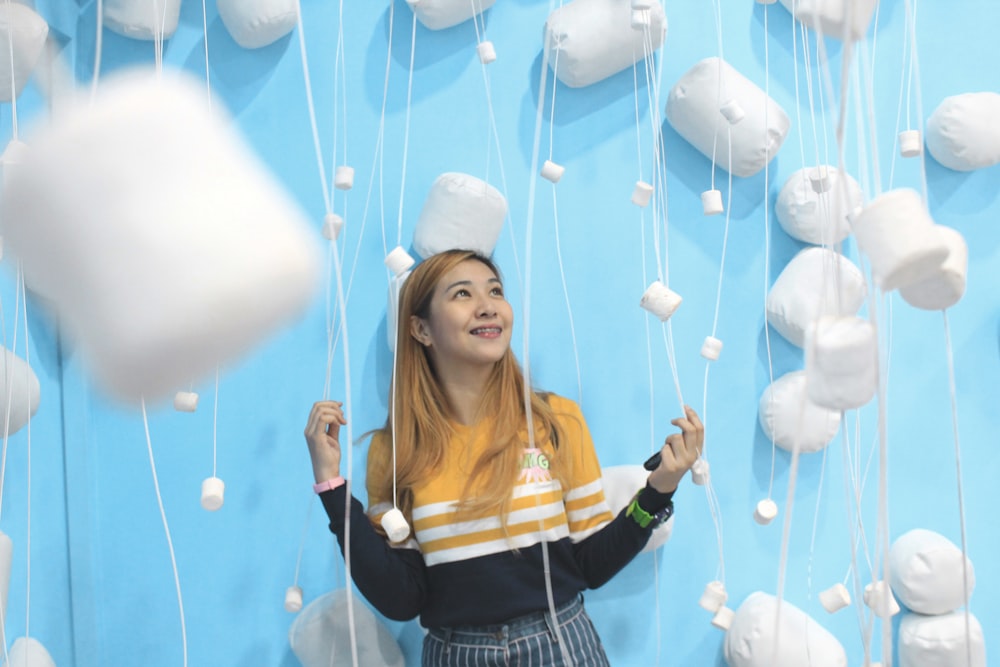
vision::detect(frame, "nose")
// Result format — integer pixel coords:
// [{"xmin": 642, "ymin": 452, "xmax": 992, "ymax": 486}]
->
[{"xmin": 476, "ymin": 295, "xmax": 497, "ymax": 318}]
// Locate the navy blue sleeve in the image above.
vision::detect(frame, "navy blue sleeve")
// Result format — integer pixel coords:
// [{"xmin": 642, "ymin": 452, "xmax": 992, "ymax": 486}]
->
[{"xmin": 320, "ymin": 484, "xmax": 429, "ymax": 621}]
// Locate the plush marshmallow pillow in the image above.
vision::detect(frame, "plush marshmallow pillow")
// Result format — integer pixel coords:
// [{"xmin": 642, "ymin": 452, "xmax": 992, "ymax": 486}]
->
[
  {"xmin": 899, "ymin": 611, "xmax": 986, "ymax": 667},
  {"xmin": 289, "ymin": 589, "xmax": 405, "ymax": 667},
  {"xmin": 926, "ymin": 92, "xmax": 1000, "ymax": 172},
  {"xmin": 889, "ymin": 529, "xmax": 975, "ymax": 615},
  {"xmin": 777, "ymin": 0, "xmax": 877, "ymax": 41},
  {"xmin": 666, "ymin": 57, "xmax": 790, "ymax": 177},
  {"xmin": 407, "ymin": 0, "xmax": 496, "ymax": 31},
  {"xmin": 766, "ymin": 247, "xmax": 867, "ymax": 348},
  {"xmin": 601, "ymin": 464, "xmax": 673, "ymax": 553},
  {"xmin": 0, "ymin": 69, "xmax": 321, "ymax": 404},
  {"xmin": 759, "ymin": 371, "xmax": 841, "ymax": 453},
  {"xmin": 0, "ymin": 345, "xmax": 40, "ymax": 436},
  {"xmin": 544, "ymin": 0, "xmax": 667, "ymax": 89},
  {"xmin": 724, "ymin": 592, "xmax": 847, "ymax": 667},
  {"xmin": 805, "ymin": 316, "xmax": 877, "ymax": 411},
  {"xmin": 218, "ymin": 0, "xmax": 297, "ymax": 49},
  {"xmin": 775, "ymin": 166, "xmax": 863, "ymax": 245},
  {"xmin": 103, "ymin": 0, "xmax": 181, "ymax": 40},
  {"xmin": 5, "ymin": 637, "xmax": 55, "ymax": 667},
  {"xmin": 899, "ymin": 226, "xmax": 967, "ymax": 311},
  {"xmin": 413, "ymin": 173, "xmax": 507, "ymax": 260},
  {"xmin": 0, "ymin": 4, "xmax": 47, "ymax": 103}
]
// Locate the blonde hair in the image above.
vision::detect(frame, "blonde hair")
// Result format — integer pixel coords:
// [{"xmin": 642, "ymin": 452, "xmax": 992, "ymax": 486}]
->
[{"xmin": 368, "ymin": 249, "xmax": 567, "ymax": 533}]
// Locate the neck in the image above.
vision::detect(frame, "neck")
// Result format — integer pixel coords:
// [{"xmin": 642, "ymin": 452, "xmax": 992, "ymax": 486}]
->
[{"xmin": 435, "ymin": 363, "xmax": 494, "ymax": 425}]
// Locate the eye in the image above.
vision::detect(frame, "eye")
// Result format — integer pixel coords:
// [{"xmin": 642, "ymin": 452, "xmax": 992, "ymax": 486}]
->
[
  {"xmin": 490, "ymin": 286, "xmax": 504, "ymax": 297},
  {"xmin": 453, "ymin": 288, "xmax": 471, "ymax": 298}
]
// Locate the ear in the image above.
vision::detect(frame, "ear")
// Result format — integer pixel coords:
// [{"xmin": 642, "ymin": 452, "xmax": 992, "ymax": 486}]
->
[{"xmin": 410, "ymin": 315, "xmax": 432, "ymax": 347}]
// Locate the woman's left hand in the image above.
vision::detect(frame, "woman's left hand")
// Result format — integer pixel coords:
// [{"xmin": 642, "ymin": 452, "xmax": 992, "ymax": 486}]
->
[{"xmin": 647, "ymin": 406, "xmax": 704, "ymax": 493}]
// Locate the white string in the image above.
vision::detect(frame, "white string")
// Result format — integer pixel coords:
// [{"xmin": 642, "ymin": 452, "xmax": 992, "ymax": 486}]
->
[
  {"xmin": 200, "ymin": 0, "xmax": 212, "ymax": 117},
  {"xmin": 90, "ymin": 0, "xmax": 104, "ymax": 99},
  {"xmin": 395, "ymin": 14, "xmax": 418, "ymax": 247},
  {"xmin": 294, "ymin": 0, "xmax": 331, "ymax": 215},
  {"xmin": 0, "ymin": 266, "xmax": 20, "ymax": 522},
  {"xmin": 762, "ymin": 2, "xmax": 779, "ymax": 501},
  {"xmin": 291, "ymin": 497, "xmax": 313, "ymax": 588},
  {"xmin": 19, "ymin": 265, "xmax": 30, "ymax": 640},
  {"xmin": 212, "ymin": 367, "xmax": 219, "ymax": 478},
  {"xmin": 5, "ymin": 0, "xmax": 18, "ymax": 140}
]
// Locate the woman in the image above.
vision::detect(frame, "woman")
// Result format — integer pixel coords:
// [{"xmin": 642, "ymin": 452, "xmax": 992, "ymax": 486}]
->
[{"xmin": 304, "ymin": 249, "xmax": 703, "ymax": 666}]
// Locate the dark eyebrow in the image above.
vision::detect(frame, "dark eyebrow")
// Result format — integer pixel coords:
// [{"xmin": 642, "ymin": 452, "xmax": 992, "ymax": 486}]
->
[{"xmin": 444, "ymin": 277, "xmax": 502, "ymax": 292}]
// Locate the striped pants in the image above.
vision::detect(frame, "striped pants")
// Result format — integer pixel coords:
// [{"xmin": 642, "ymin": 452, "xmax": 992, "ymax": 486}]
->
[{"xmin": 422, "ymin": 595, "xmax": 610, "ymax": 667}]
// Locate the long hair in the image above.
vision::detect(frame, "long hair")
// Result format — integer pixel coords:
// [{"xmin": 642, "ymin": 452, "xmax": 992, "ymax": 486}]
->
[{"xmin": 368, "ymin": 249, "xmax": 567, "ymax": 536}]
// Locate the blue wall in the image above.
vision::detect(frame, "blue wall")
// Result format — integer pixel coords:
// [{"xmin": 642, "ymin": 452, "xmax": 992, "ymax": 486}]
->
[{"xmin": 0, "ymin": 0, "xmax": 997, "ymax": 665}]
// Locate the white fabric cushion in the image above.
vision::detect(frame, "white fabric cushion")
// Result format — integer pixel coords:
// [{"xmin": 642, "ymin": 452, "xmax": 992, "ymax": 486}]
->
[
  {"xmin": 889, "ymin": 529, "xmax": 975, "ymax": 615},
  {"xmin": 601, "ymin": 464, "xmax": 673, "ymax": 553},
  {"xmin": 413, "ymin": 173, "xmax": 507, "ymax": 260},
  {"xmin": 5, "ymin": 637, "xmax": 55, "ymax": 667},
  {"xmin": 289, "ymin": 589, "xmax": 405, "ymax": 667},
  {"xmin": 899, "ymin": 611, "xmax": 986, "ymax": 667},
  {"xmin": 777, "ymin": 0, "xmax": 877, "ymax": 41},
  {"xmin": 0, "ymin": 345, "xmax": 40, "ymax": 436},
  {"xmin": 0, "ymin": 4, "xmax": 47, "ymax": 103},
  {"xmin": 217, "ymin": 0, "xmax": 297, "ymax": 49},
  {"xmin": 899, "ymin": 226, "xmax": 968, "ymax": 311},
  {"xmin": 805, "ymin": 316, "xmax": 877, "ymax": 411},
  {"xmin": 724, "ymin": 592, "xmax": 847, "ymax": 667},
  {"xmin": 103, "ymin": 0, "xmax": 181, "ymax": 40},
  {"xmin": 766, "ymin": 247, "xmax": 867, "ymax": 348},
  {"xmin": 666, "ymin": 57, "xmax": 790, "ymax": 177},
  {"xmin": 0, "ymin": 69, "xmax": 321, "ymax": 403},
  {"xmin": 408, "ymin": 0, "xmax": 496, "ymax": 31},
  {"xmin": 544, "ymin": 0, "xmax": 667, "ymax": 89},
  {"xmin": 759, "ymin": 371, "xmax": 841, "ymax": 453},
  {"xmin": 926, "ymin": 92, "xmax": 1000, "ymax": 172},
  {"xmin": 775, "ymin": 166, "xmax": 863, "ymax": 245}
]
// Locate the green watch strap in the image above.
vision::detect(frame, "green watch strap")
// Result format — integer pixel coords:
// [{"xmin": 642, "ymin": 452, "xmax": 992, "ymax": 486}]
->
[{"xmin": 626, "ymin": 491, "xmax": 673, "ymax": 528}]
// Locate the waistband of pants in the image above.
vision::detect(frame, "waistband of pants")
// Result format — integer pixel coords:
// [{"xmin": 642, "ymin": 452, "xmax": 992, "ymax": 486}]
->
[{"xmin": 427, "ymin": 594, "xmax": 584, "ymax": 645}]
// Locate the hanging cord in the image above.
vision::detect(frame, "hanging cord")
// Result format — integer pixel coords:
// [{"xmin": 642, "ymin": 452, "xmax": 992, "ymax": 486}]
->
[
  {"xmin": 212, "ymin": 367, "xmax": 219, "ymax": 479},
  {"xmin": 5, "ymin": 0, "xmax": 18, "ymax": 140},
  {"xmin": 18, "ymin": 266, "xmax": 30, "ymax": 642},
  {"xmin": 395, "ymin": 13, "xmax": 418, "ymax": 248},
  {"xmin": 199, "ymin": 0, "xmax": 212, "ymax": 117},
  {"xmin": 90, "ymin": 0, "xmax": 104, "ymax": 99}
]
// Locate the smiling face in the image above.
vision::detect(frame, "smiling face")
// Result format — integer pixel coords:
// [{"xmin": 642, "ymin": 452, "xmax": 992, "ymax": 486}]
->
[{"xmin": 409, "ymin": 257, "xmax": 513, "ymax": 375}]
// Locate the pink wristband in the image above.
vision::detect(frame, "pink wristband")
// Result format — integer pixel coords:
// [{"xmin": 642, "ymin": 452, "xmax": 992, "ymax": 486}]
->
[{"xmin": 312, "ymin": 476, "xmax": 345, "ymax": 494}]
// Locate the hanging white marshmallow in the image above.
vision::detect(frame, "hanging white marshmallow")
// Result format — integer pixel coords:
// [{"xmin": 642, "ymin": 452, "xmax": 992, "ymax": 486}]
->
[
  {"xmin": 808, "ymin": 166, "xmax": 831, "ymax": 193},
  {"xmin": 631, "ymin": 0, "xmax": 652, "ymax": 8},
  {"xmin": 720, "ymin": 100, "xmax": 746, "ymax": 125},
  {"xmin": 407, "ymin": 0, "xmax": 495, "ymax": 30},
  {"xmin": 700, "ymin": 336, "xmax": 722, "ymax": 360},
  {"xmin": 850, "ymin": 188, "xmax": 950, "ymax": 292},
  {"xmin": 699, "ymin": 580, "xmax": 728, "ymax": 612},
  {"xmin": 104, "ymin": 0, "xmax": 182, "ymax": 39},
  {"xmin": 711, "ymin": 606, "xmax": 735, "ymax": 631},
  {"xmin": 385, "ymin": 246, "xmax": 416, "ymax": 277},
  {"xmin": 285, "ymin": 584, "xmax": 304, "ymax": 613},
  {"xmin": 541, "ymin": 160, "xmax": 565, "ymax": 183},
  {"xmin": 926, "ymin": 92, "xmax": 1000, "ymax": 171},
  {"xmin": 666, "ymin": 58, "xmax": 790, "ymax": 177},
  {"xmin": 173, "ymin": 391, "xmax": 199, "ymax": 412},
  {"xmin": 690, "ymin": 458, "xmax": 710, "ymax": 485},
  {"xmin": 0, "ymin": 4, "xmax": 47, "ymax": 103},
  {"xmin": 775, "ymin": 166, "xmax": 863, "ymax": 245},
  {"xmin": 0, "ymin": 530, "xmax": 11, "ymax": 624},
  {"xmin": 385, "ymin": 270, "xmax": 411, "ymax": 352},
  {"xmin": 289, "ymin": 589, "xmax": 406, "ymax": 667},
  {"xmin": 777, "ymin": 0, "xmax": 877, "ymax": 41},
  {"xmin": 805, "ymin": 316, "xmax": 877, "ymax": 410},
  {"xmin": 476, "ymin": 40, "xmax": 497, "ymax": 64},
  {"xmin": 899, "ymin": 226, "xmax": 968, "ymax": 311},
  {"xmin": 381, "ymin": 507, "xmax": 411, "ymax": 543},
  {"xmin": 819, "ymin": 583, "xmax": 851, "ymax": 613},
  {"xmin": 601, "ymin": 465, "xmax": 673, "ymax": 552},
  {"xmin": 640, "ymin": 281, "xmax": 682, "ymax": 321},
  {"xmin": 630, "ymin": 9, "xmax": 649, "ymax": 30},
  {"xmin": 334, "ymin": 166, "xmax": 354, "ymax": 191},
  {"xmin": 201, "ymin": 476, "xmax": 225, "ymax": 511},
  {"xmin": 322, "ymin": 213, "xmax": 345, "ymax": 241},
  {"xmin": 752, "ymin": 498, "xmax": 778, "ymax": 525},
  {"xmin": 899, "ymin": 130, "xmax": 922, "ymax": 158},
  {"xmin": 0, "ymin": 69, "xmax": 322, "ymax": 404},
  {"xmin": 0, "ymin": 346, "xmax": 40, "ymax": 436},
  {"xmin": 701, "ymin": 189, "xmax": 724, "ymax": 216},
  {"xmin": 723, "ymin": 592, "xmax": 847, "ymax": 667},
  {"xmin": 898, "ymin": 612, "xmax": 986, "ymax": 667},
  {"xmin": 631, "ymin": 181, "xmax": 654, "ymax": 207},
  {"xmin": 765, "ymin": 247, "xmax": 866, "ymax": 348},
  {"xmin": 863, "ymin": 581, "xmax": 900, "ymax": 618},
  {"xmin": 413, "ymin": 173, "xmax": 507, "ymax": 259},
  {"xmin": 889, "ymin": 528, "xmax": 975, "ymax": 615},
  {"xmin": 5, "ymin": 637, "xmax": 55, "ymax": 667},
  {"xmin": 544, "ymin": 0, "xmax": 666, "ymax": 88},
  {"xmin": 217, "ymin": 0, "xmax": 297, "ymax": 49},
  {"xmin": 759, "ymin": 371, "xmax": 841, "ymax": 453}
]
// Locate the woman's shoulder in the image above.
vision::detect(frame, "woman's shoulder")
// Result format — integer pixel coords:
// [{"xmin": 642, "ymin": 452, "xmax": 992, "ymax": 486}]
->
[{"xmin": 538, "ymin": 392, "xmax": 583, "ymax": 418}]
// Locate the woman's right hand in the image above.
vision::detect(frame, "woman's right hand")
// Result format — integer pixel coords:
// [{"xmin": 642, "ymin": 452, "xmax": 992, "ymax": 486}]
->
[{"xmin": 304, "ymin": 400, "xmax": 347, "ymax": 483}]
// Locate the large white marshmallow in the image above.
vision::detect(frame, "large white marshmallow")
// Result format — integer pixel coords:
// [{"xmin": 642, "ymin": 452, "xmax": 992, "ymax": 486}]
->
[
  {"xmin": 898, "ymin": 612, "xmax": 986, "ymax": 667},
  {"xmin": 0, "ymin": 345, "xmax": 40, "ymax": 436},
  {"xmin": 666, "ymin": 57, "xmax": 790, "ymax": 177},
  {"xmin": 777, "ymin": 0, "xmax": 877, "ymax": 41},
  {"xmin": 759, "ymin": 371, "xmax": 841, "ymax": 453},
  {"xmin": 926, "ymin": 92, "xmax": 1000, "ymax": 172},
  {"xmin": 289, "ymin": 589, "xmax": 405, "ymax": 667},
  {"xmin": 805, "ymin": 316, "xmax": 877, "ymax": 410},
  {"xmin": 103, "ymin": 0, "xmax": 182, "ymax": 40},
  {"xmin": 899, "ymin": 226, "xmax": 968, "ymax": 311},
  {"xmin": 601, "ymin": 464, "xmax": 673, "ymax": 553},
  {"xmin": 723, "ymin": 592, "xmax": 848, "ymax": 667},
  {"xmin": 217, "ymin": 0, "xmax": 298, "ymax": 49},
  {"xmin": 775, "ymin": 166, "xmax": 863, "ymax": 245},
  {"xmin": 544, "ymin": 0, "xmax": 666, "ymax": 88},
  {"xmin": 5, "ymin": 637, "xmax": 55, "ymax": 667},
  {"xmin": 889, "ymin": 529, "xmax": 975, "ymax": 615},
  {"xmin": 407, "ymin": 0, "xmax": 496, "ymax": 31},
  {"xmin": 766, "ymin": 247, "xmax": 867, "ymax": 348},
  {"xmin": 0, "ymin": 69, "xmax": 322, "ymax": 404},
  {"xmin": 0, "ymin": 4, "xmax": 47, "ymax": 103},
  {"xmin": 413, "ymin": 173, "xmax": 507, "ymax": 259}
]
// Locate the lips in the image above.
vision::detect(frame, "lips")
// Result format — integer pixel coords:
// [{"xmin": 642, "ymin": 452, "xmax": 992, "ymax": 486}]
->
[{"xmin": 470, "ymin": 326, "xmax": 502, "ymax": 337}]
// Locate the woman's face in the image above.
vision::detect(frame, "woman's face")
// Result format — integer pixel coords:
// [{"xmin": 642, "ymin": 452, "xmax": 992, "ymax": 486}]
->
[{"xmin": 410, "ymin": 258, "xmax": 513, "ymax": 372}]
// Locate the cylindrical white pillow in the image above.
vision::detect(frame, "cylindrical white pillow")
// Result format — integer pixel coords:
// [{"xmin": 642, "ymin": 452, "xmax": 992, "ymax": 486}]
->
[
  {"xmin": 6, "ymin": 637, "xmax": 55, "ymax": 667},
  {"xmin": 889, "ymin": 529, "xmax": 975, "ymax": 615},
  {"xmin": 0, "ymin": 345, "xmax": 40, "ymax": 435},
  {"xmin": 217, "ymin": 0, "xmax": 297, "ymax": 49},
  {"xmin": 759, "ymin": 371, "xmax": 841, "ymax": 453},
  {"xmin": 407, "ymin": 0, "xmax": 496, "ymax": 31},
  {"xmin": 103, "ymin": 0, "xmax": 181, "ymax": 40},
  {"xmin": 777, "ymin": 0, "xmax": 877, "ymax": 41},
  {"xmin": 601, "ymin": 464, "xmax": 673, "ymax": 553},
  {"xmin": 765, "ymin": 247, "xmax": 867, "ymax": 348},
  {"xmin": 775, "ymin": 166, "xmax": 863, "ymax": 245},
  {"xmin": 666, "ymin": 57, "xmax": 790, "ymax": 177},
  {"xmin": 413, "ymin": 173, "xmax": 507, "ymax": 260},
  {"xmin": 544, "ymin": 0, "xmax": 667, "ymax": 89},
  {"xmin": 899, "ymin": 611, "xmax": 986, "ymax": 667},
  {"xmin": 0, "ymin": 4, "xmax": 47, "ymax": 103},
  {"xmin": 724, "ymin": 592, "xmax": 847, "ymax": 667},
  {"xmin": 899, "ymin": 226, "xmax": 968, "ymax": 311},
  {"xmin": 805, "ymin": 316, "xmax": 877, "ymax": 411},
  {"xmin": 926, "ymin": 92, "xmax": 1000, "ymax": 172},
  {"xmin": 289, "ymin": 589, "xmax": 405, "ymax": 667}
]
